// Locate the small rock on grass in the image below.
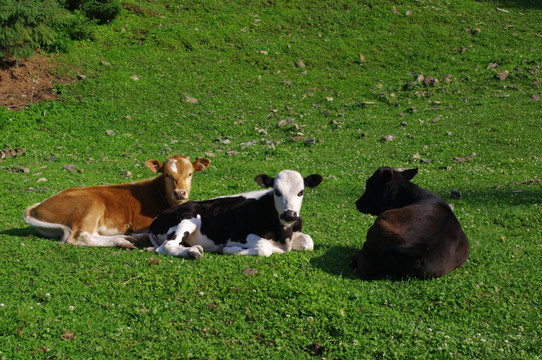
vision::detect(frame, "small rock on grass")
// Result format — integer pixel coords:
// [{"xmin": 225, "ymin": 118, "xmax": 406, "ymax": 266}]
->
[
  {"xmin": 0, "ymin": 147, "xmax": 25, "ymax": 159},
  {"xmin": 242, "ymin": 267, "xmax": 257, "ymax": 276},
  {"xmin": 182, "ymin": 96, "xmax": 198, "ymax": 104},
  {"xmin": 382, "ymin": 135, "xmax": 396, "ymax": 142},
  {"xmin": 450, "ymin": 189, "xmax": 462, "ymax": 200},
  {"xmin": 496, "ymin": 71, "xmax": 509, "ymax": 81},
  {"xmin": 63, "ymin": 164, "xmax": 80, "ymax": 173}
]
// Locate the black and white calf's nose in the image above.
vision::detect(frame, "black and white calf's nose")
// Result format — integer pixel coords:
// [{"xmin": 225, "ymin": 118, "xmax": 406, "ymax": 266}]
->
[{"xmin": 280, "ymin": 210, "xmax": 298, "ymax": 222}]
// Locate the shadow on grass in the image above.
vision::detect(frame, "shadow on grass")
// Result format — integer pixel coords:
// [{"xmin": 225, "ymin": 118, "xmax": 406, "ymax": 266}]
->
[
  {"xmin": 310, "ymin": 245, "xmax": 359, "ymax": 279},
  {"xmin": 442, "ymin": 188, "xmax": 542, "ymax": 211},
  {"xmin": 1, "ymin": 226, "xmax": 36, "ymax": 237},
  {"xmin": 479, "ymin": 0, "xmax": 542, "ymax": 9}
]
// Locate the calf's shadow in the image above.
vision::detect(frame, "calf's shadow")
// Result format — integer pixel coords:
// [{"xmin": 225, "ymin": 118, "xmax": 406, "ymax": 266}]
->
[{"xmin": 310, "ymin": 245, "xmax": 359, "ymax": 279}]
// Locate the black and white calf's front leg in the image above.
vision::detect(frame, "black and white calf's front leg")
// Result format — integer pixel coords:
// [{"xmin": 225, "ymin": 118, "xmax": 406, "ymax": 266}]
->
[
  {"xmin": 154, "ymin": 216, "xmax": 206, "ymax": 259},
  {"xmin": 221, "ymin": 231, "xmax": 313, "ymax": 256},
  {"xmin": 291, "ymin": 231, "xmax": 314, "ymax": 251}
]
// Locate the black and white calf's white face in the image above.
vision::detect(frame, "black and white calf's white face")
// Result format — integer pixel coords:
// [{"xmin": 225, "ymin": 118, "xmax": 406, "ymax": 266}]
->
[{"xmin": 255, "ymin": 170, "xmax": 323, "ymax": 225}]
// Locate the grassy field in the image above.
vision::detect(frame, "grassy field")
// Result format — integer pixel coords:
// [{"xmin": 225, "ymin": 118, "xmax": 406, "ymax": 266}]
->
[{"xmin": 1, "ymin": 0, "xmax": 541, "ymax": 358}]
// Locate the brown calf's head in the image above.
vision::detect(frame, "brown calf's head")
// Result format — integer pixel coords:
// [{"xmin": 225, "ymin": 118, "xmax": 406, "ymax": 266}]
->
[
  {"xmin": 356, "ymin": 167, "xmax": 418, "ymax": 216},
  {"xmin": 145, "ymin": 155, "xmax": 211, "ymax": 206}
]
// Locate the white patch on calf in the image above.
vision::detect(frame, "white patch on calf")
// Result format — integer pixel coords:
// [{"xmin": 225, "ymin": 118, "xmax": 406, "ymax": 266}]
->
[
  {"xmin": 97, "ymin": 225, "xmax": 121, "ymax": 236},
  {"xmin": 169, "ymin": 159, "xmax": 178, "ymax": 174},
  {"xmin": 214, "ymin": 189, "xmax": 270, "ymax": 201}
]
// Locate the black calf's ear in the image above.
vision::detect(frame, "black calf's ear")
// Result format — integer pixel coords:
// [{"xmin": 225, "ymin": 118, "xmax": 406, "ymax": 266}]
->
[
  {"xmin": 381, "ymin": 168, "xmax": 394, "ymax": 183},
  {"xmin": 304, "ymin": 174, "xmax": 323, "ymax": 188},
  {"xmin": 254, "ymin": 174, "xmax": 275, "ymax": 188},
  {"xmin": 400, "ymin": 168, "xmax": 418, "ymax": 180}
]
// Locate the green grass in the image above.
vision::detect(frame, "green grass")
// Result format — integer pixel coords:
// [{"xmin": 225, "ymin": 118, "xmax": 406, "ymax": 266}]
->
[{"xmin": 1, "ymin": 0, "xmax": 541, "ymax": 358}]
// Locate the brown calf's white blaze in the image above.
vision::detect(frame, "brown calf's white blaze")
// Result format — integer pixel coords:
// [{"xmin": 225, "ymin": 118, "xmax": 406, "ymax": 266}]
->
[{"xmin": 23, "ymin": 155, "xmax": 210, "ymax": 249}]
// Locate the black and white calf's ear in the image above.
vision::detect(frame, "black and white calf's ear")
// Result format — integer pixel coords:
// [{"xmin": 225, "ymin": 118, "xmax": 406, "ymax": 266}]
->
[
  {"xmin": 254, "ymin": 174, "xmax": 275, "ymax": 188},
  {"xmin": 399, "ymin": 168, "xmax": 418, "ymax": 181},
  {"xmin": 303, "ymin": 174, "xmax": 323, "ymax": 189}
]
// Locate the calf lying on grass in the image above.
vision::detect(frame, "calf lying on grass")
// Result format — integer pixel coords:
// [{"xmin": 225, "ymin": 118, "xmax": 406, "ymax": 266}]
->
[
  {"xmin": 24, "ymin": 156, "xmax": 210, "ymax": 249},
  {"xmin": 351, "ymin": 167, "xmax": 469, "ymax": 280},
  {"xmin": 149, "ymin": 170, "xmax": 323, "ymax": 258}
]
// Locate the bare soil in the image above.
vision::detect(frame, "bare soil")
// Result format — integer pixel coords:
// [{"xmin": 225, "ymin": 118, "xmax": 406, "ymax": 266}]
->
[{"xmin": 0, "ymin": 55, "xmax": 72, "ymax": 111}]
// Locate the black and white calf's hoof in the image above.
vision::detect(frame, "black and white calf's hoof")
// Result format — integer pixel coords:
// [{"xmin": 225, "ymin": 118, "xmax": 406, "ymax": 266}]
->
[
  {"xmin": 291, "ymin": 232, "xmax": 314, "ymax": 251},
  {"xmin": 188, "ymin": 245, "xmax": 204, "ymax": 259}
]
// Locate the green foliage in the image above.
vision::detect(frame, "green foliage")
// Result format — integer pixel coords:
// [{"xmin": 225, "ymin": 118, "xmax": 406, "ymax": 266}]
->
[
  {"xmin": 0, "ymin": 0, "xmax": 70, "ymax": 59},
  {"xmin": 80, "ymin": 0, "xmax": 121, "ymax": 24},
  {"xmin": 62, "ymin": 0, "xmax": 121, "ymax": 24},
  {"xmin": 0, "ymin": 0, "xmax": 541, "ymax": 358},
  {"xmin": 0, "ymin": 0, "xmax": 117, "ymax": 60}
]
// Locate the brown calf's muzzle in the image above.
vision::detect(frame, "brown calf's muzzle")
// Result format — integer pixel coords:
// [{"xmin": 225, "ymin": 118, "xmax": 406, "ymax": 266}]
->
[{"xmin": 173, "ymin": 189, "xmax": 188, "ymax": 201}]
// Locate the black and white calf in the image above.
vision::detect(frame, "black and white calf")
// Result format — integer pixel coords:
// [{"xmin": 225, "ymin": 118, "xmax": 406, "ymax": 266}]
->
[{"xmin": 149, "ymin": 170, "xmax": 323, "ymax": 258}]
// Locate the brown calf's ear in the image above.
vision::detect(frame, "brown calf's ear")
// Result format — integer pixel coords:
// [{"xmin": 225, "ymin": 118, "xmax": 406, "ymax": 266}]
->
[
  {"xmin": 145, "ymin": 159, "xmax": 163, "ymax": 173},
  {"xmin": 254, "ymin": 174, "xmax": 274, "ymax": 188},
  {"xmin": 304, "ymin": 174, "xmax": 323, "ymax": 188},
  {"xmin": 193, "ymin": 158, "xmax": 211, "ymax": 172},
  {"xmin": 400, "ymin": 168, "xmax": 418, "ymax": 180}
]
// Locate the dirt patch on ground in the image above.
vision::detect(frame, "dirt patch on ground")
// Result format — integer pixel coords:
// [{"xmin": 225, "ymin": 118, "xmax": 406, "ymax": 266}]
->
[{"xmin": 0, "ymin": 55, "xmax": 73, "ymax": 111}]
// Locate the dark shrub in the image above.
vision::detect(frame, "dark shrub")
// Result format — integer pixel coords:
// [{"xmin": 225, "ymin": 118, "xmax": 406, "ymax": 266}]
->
[{"xmin": 81, "ymin": 0, "xmax": 121, "ymax": 24}]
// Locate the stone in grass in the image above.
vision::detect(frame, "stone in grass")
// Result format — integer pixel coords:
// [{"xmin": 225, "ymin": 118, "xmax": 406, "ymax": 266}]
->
[
  {"xmin": 496, "ymin": 71, "xmax": 509, "ymax": 81},
  {"xmin": 16, "ymin": 167, "xmax": 30, "ymax": 174},
  {"xmin": 450, "ymin": 189, "xmax": 462, "ymax": 200},
  {"xmin": 242, "ymin": 267, "xmax": 258, "ymax": 276},
  {"xmin": 121, "ymin": 170, "xmax": 132, "ymax": 178},
  {"xmin": 182, "ymin": 96, "xmax": 198, "ymax": 104},
  {"xmin": 423, "ymin": 76, "xmax": 439, "ymax": 86},
  {"xmin": 0, "ymin": 147, "xmax": 25, "ymax": 159},
  {"xmin": 382, "ymin": 135, "xmax": 397, "ymax": 142},
  {"xmin": 64, "ymin": 164, "xmax": 77, "ymax": 173}
]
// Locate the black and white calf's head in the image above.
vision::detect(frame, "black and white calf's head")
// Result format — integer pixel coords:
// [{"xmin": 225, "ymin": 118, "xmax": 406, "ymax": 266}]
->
[{"xmin": 255, "ymin": 170, "xmax": 323, "ymax": 225}]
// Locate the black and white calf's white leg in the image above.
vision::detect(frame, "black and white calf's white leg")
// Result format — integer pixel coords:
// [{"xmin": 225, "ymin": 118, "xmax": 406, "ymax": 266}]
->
[
  {"xmin": 222, "ymin": 234, "xmax": 280, "ymax": 257},
  {"xmin": 155, "ymin": 216, "xmax": 204, "ymax": 259},
  {"xmin": 291, "ymin": 231, "xmax": 314, "ymax": 251},
  {"xmin": 222, "ymin": 231, "xmax": 313, "ymax": 257}
]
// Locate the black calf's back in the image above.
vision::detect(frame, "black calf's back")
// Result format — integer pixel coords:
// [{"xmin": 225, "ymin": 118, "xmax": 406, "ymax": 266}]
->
[{"xmin": 352, "ymin": 167, "xmax": 469, "ymax": 280}]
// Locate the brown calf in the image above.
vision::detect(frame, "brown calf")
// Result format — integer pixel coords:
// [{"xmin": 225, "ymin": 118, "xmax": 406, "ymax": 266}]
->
[
  {"xmin": 24, "ymin": 155, "xmax": 210, "ymax": 248},
  {"xmin": 351, "ymin": 167, "xmax": 469, "ymax": 280}
]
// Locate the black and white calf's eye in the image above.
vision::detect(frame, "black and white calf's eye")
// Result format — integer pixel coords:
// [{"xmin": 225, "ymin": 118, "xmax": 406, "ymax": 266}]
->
[
  {"xmin": 297, "ymin": 190, "xmax": 304, "ymax": 197},
  {"xmin": 274, "ymin": 189, "xmax": 282, "ymax": 197}
]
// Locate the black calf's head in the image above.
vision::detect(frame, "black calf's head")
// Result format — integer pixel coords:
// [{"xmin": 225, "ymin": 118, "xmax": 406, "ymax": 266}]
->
[
  {"xmin": 356, "ymin": 167, "xmax": 418, "ymax": 216},
  {"xmin": 255, "ymin": 170, "xmax": 323, "ymax": 225}
]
